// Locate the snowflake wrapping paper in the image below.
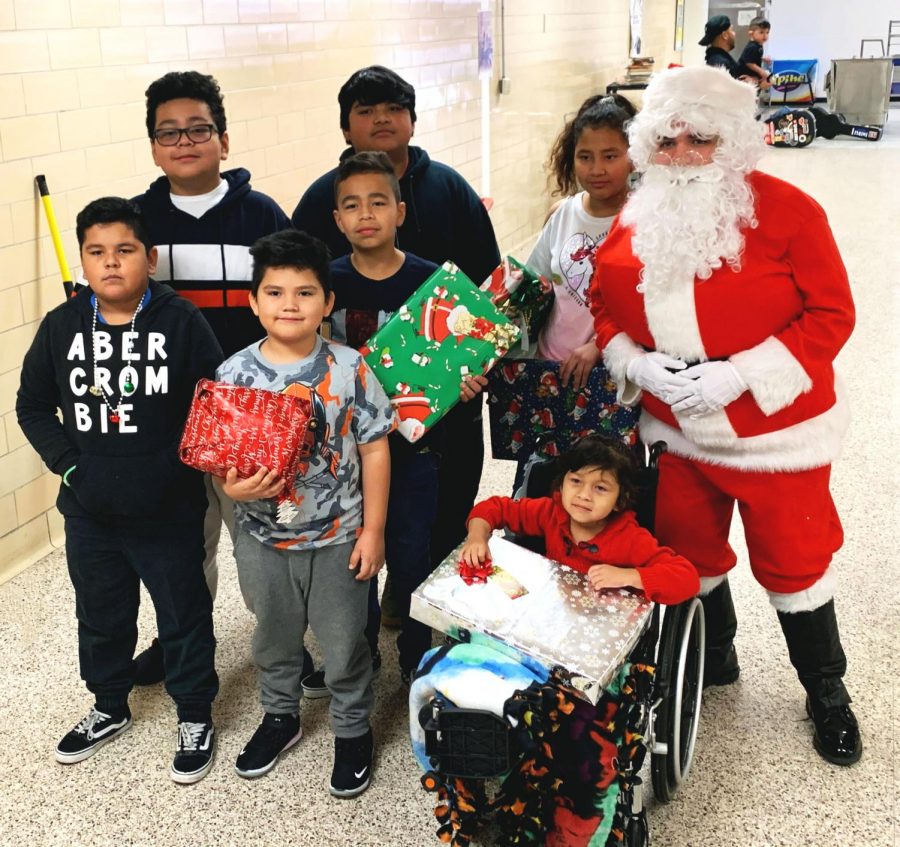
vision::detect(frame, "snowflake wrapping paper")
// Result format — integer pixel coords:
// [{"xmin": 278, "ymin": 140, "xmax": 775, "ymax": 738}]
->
[{"xmin": 410, "ymin": 536, "xmax": 654, "ymax": 704}]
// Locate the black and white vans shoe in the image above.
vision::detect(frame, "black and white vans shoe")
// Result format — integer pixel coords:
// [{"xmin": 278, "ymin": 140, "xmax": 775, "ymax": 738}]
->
[
  {"xmin": 329, "ymin": 728, "xmax": 373, "ymax": 798},
  {"xmin": 171, "ymin": 720, "xmax": 215, "ymax": 784},
  {"xmin": 55, "ymin": 707, "xmax": 132, "ymax": 764}
]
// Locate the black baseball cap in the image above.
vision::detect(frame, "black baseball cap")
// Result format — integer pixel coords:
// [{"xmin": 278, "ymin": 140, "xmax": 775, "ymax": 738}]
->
[{"xmin": 699, "ymin": 15, "xmax": 731, "ymax": 46}]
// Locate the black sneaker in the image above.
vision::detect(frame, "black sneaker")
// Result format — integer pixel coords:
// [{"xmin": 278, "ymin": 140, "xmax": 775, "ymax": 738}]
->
[
  {"xmin": 55, "ymin": 707, "xmax": 132, "ymax": 764},
  {"xmin": 133, "ymin": 637, "xmax": 165, "ymax": 686},
  {"xmin": 301, "ymin": 668, "xmax": 329, "ymax": 700},
  {"xmin": 171, "ymin": 720, "xmax": 215, "ymax": 784},
  {"xmin": 303, "ymin": 653, "xmax": 380, "ymax": 700},
  {"xmin": 235, "ymin": 713, "xmax": 302, "ymax": 778},
  {"xmin": 329, "ymin": 728, "xmax": 373, "ymax": 798}
]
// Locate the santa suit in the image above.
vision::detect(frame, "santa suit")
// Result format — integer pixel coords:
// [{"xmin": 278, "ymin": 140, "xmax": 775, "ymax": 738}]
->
[{"xmin": 590, "ymin": 171, "xmax": 855, "ymax": 611}]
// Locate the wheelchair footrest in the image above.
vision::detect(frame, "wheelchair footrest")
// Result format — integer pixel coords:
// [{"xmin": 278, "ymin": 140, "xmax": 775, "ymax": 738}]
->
[{"xmin": 420, "ymin": 699, "xmax": 514, "ymax": 778}]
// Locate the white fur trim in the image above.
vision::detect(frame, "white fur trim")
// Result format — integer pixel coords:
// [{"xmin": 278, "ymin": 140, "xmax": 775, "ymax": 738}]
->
[
  {"xmin": 674, "ymin": 408, "xmax": 739, "ymax": 448},
  {"xmin": 643, "ymin": 276, "xmax": 707, "ymax": 361},
  {"xmin": 602, "ymin": 332, "xmax": 644, "ymax": 406},
  {"xmin": 767, "ymin": 568, "xmax": 836, "ymax": 612},
  {"xmin": 699, "ymin": 574, "xmax": 728, "ymax": 595},
  {"xmin": 639, "ymin": 377, "xmax": 849, "ymax": 471},
  {"xmin": 730, "ymin": 336, "xmax": 812, "ymax": 415}
]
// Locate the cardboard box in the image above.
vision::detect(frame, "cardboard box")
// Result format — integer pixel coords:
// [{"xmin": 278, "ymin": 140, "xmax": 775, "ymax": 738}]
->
[{"xmin": 410, "ymin": 536, "xmax": 653, "ymax": 704}]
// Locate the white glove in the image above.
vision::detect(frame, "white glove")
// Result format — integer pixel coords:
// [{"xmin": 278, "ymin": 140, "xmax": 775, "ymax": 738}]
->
[
  {"xmin": 669, "ymin": 361, "xmax": 748, "ymax": 416},
  {"xmin": 625, "ymin": 352, "xmax": 690, "ymax": 402}
]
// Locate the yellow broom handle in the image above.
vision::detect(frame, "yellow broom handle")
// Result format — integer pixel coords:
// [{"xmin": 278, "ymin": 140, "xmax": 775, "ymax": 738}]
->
[{"xmin": 35, "ymin": 174, "xmax": 74, "ymax": 298}]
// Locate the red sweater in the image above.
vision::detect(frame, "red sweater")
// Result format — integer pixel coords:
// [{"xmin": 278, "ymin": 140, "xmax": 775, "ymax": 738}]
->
[{"xmin": 467, "ymin": 494, "xmax": 699, "ymax": 606}]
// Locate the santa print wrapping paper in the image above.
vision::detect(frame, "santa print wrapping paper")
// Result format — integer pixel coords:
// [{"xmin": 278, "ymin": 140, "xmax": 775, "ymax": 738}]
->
[
  {"xmin": 486, "ymin": 356, "xmax": 639, "ymax": 461},
  {"xmin": 360, "ymin": 262, "xmax": 521, "ymax": 442},
  {"xmin": 179, "ymin": 379, "xmax": 313, "ymax": 494},
  {"xmin": 410, "ymin": 536, "xmax": 654, "ymax": 704},
  {"xmin": 479, "ymin": 255, "xmax": 554, "ymax": 353}
]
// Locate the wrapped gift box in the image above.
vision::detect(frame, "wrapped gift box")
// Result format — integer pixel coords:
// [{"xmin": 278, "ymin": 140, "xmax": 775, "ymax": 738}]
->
[
  {"xmin": 410, "ymin": 536, "xmax": 653, "ymax": 704},
  {"xmin": 480, "ymin": 256, "xmax": 554, "ymax": 353},
  {"xmin": 179, "ymin": 379, "xmax": 313, "ymax": 495},
  {"xmin": 361, "ymin": 262, "xmax": 520, "ymax": 442},
  {"xmin": 486, "ymin": 354, "xmax": 639, "ymax": 461}
]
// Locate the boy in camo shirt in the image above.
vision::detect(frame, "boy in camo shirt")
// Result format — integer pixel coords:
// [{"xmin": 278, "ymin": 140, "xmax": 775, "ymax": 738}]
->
[{"xmin": 215, "ymin": 230, "xmax": 394, "ymax": 796}]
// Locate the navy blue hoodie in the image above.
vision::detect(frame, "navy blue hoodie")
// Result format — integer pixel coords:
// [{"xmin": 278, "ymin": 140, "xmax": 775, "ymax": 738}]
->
[
  {"xmin": 292, "ymin": 146, "xmax": 501, "ymax": 286},
  {"xmin": 133, "ymin": 167, "xmax": 291, "ymax": 357},
  {"xmin": 16, "ymin": 281, "xmax": 223, "ymax": 522}
]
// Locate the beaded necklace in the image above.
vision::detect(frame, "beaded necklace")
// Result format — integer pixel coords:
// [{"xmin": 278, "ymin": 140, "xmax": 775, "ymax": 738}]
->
[{"xmin": 89, "ymin": 294, "xmax": 144, "ymax": 424}]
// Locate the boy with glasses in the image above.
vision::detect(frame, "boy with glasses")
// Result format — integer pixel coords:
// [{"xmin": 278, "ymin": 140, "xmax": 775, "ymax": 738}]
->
[{"xmin": 131, "ymin": 71, "xmax": 293, "ymax": 685}]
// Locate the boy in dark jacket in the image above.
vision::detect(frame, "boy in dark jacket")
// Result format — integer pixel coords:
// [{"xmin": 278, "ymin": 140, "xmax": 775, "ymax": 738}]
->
[
  {"xmin": 16, "ymin": 197, "xmax": 222, "ymax": 783},
  {"xmin": 291, "ymin": 66, "xmax": 501, "ymax": 618},
  {"xmin": 132, "ymin": 71, "xmax": 292, "ymax": 682}
]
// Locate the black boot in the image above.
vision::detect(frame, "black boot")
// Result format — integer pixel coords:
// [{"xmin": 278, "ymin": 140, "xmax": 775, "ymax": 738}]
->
[
  {"xmin": 132, "ymin": 637, "xmax": 165, "ymax": 686},
  {"xmin": 777, "ymin": 600, "xmax": 862, "ymax": 766},
  {"xmin": 700, "ymin": 579, "xmax": 740, "ymax": 688}
]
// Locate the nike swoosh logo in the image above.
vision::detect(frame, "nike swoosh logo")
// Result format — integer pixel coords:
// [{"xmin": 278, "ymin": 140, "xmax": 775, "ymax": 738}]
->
[{"xmin": 354, "ymin": 767, "xmax": 368, "ymax": 779}]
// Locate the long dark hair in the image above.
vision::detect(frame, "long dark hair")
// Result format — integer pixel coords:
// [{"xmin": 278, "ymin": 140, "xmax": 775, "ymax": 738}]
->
[{"xmin": 548, "ymin": 94, "xmax": 637, "ymax": 196}]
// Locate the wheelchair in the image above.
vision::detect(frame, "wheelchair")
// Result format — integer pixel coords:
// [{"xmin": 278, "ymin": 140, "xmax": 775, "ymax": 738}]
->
[{"xmin": 409, "ymin": 442, "xmax": 705, "ymax": 846}]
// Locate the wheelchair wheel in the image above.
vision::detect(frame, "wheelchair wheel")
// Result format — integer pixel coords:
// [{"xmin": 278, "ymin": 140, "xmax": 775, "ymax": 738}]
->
[{"xmin": 650, "ymin": 598, "xmax": 705, "ymax": 803}]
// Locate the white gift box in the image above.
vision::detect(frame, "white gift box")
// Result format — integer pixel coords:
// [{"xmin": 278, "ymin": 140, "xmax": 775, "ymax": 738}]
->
[{"xmin": 410, "ymin": 536, "xmax": 654, "ymax": 704}]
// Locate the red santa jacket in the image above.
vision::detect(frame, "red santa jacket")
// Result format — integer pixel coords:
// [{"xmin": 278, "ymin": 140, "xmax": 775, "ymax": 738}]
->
[
  {"xmin": 590, "ymin": 171, "xmax": 854, "ymax": 471},
  {"xmin": 467, "ymin": 493, "xmax": 699, "ymax": 606}
]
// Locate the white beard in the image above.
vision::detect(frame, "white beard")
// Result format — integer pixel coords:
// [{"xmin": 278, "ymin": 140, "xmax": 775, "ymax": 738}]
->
[{"xmin": 619, "ymin": 163, "xmax": 757, "ymax": 359}]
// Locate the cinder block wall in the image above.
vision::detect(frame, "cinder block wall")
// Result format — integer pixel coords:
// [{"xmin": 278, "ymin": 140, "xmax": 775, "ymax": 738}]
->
[{"xmin": 0, "ymin": 0, "xmax": 679, "ymax": 582}]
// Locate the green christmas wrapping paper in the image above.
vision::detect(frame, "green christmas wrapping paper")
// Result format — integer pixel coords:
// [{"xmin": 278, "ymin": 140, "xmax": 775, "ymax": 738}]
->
[
  {"xmin": 359, "ymin": 262, "xmax": 521, "ymax": 443},
  {"xmin": 479, "ymin": 255, "xmax": 554, "ymax": 353}
]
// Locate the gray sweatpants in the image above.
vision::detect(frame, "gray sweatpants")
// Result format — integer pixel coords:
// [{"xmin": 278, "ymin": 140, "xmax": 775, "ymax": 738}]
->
[
  {"xmin": 233, "ymin": 531, "xmax": 373, "ymax": 738},
  {"xmin": 202, "ymin": 473, "xmax": 236, "ymax": 600}
]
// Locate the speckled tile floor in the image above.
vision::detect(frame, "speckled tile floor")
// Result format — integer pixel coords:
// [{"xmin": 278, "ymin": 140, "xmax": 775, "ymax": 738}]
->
[{"xmin": 1, "ymin": 113, "xmax": 897, "ymax": 847}]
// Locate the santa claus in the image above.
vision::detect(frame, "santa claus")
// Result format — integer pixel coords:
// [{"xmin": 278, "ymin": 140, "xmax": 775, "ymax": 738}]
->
[{"xmin": 589, "ymin": 66, "xmax": 860, "ymax": 765}]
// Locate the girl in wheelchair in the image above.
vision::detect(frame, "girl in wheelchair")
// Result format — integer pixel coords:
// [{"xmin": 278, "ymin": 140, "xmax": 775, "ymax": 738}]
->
[
  {"xmin": 410, "ymin": 436, "xmax": 705, "ymax": 846},
  {"xmin": 462, "ymin": 435, "xmax": 699, "ymax": 606}
]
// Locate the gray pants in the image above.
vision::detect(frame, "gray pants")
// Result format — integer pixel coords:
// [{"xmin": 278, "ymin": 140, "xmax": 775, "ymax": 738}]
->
[
  {"xmin": 234, "ymin": 531, "xmax": 373, "ymax": 738},
  {"xmin": 202, "ymin": 473, "xmax": 236, "ymax": 599}
]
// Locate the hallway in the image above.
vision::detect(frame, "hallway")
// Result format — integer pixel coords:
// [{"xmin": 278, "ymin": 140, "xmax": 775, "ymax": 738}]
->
[{"xmin": 0, "ymin": 115, "xmax": 897, "ymax": 847}]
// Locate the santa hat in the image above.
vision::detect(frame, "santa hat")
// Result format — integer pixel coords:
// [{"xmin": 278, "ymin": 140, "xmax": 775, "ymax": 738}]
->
[{"xmin": 627, "ymin": 66, "xmax": 765, "ymax": 172}]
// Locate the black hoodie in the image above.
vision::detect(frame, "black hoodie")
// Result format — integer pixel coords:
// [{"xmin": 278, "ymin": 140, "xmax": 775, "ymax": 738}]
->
[
  {"xmin": 291, "ymin": 146, "xmax": 501, "ymax": 286},
  {"xmin": 133, "ymin": 167, "xmax": 291, "ymax": 357},
  {"xmin": 16, "ymin": 281, "xmax": 223, "ymax": 522}
]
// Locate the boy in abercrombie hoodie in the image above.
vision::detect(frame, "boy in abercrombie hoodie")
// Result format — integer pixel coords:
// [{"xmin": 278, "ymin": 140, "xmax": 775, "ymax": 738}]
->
[
  {"xmin": 16, "ymin": 197, "xmax": 222, "ymax": 784},
  {"xmin": 132, "ymin": 71, "xmax": 292, "ymax": 684}
]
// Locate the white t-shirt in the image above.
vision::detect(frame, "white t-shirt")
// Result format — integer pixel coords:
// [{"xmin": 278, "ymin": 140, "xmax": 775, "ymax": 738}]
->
[
  {"xmin": 169, "ymin": 179, "xmax": 228, "ymax": 219},
  {"xmin": 526, "ymin": 192, "xmax": 615, "ymax": 361}
]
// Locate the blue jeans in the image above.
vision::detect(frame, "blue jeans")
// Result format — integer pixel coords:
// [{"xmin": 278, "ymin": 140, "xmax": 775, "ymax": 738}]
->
[{"xmin": 387, "ymin": 448, "xmax": 440, "ymax": 674}]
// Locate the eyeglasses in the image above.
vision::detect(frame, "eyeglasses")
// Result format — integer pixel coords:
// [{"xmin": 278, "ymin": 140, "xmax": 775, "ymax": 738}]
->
[{"xmin": 151, "ymin": 124, "xmax": 218, "ymax": 146}]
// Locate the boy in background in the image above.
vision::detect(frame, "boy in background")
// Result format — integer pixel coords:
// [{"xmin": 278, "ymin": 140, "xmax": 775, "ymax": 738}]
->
[
  {"xmin": 217, "ymin": 230, "xmax": 394, "ymax": 796},
  {"xmin": 132, "ymin": 71, "xmax": 292, "ymax": 684},
  {"xmin": 16, "ymin": 197, "xmax": 221, "ymax": 783},
  {"xmin": 737, "ymin": 17, "xmax": 772, "ymax": 89},
  {"xmin": 292, "ymin": 65, "xmax": 500, "ymax": 637}
]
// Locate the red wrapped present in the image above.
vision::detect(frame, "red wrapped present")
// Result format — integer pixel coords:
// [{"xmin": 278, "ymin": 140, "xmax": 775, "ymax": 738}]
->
[{"xmin": 179, "ymin": 379, "xmax": 314, "ymax": 494}]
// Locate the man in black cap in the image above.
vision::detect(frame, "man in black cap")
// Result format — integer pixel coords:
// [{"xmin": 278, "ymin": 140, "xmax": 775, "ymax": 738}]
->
[{"xmin": 700, "ymin": 15, "xmax": 740, "ymax": 77}]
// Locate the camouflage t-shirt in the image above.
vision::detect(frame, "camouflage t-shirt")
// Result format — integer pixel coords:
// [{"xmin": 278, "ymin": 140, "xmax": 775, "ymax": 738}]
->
[{"xmin": 216, "ymin": 336, "xmax": 395, "ymax": 549}]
